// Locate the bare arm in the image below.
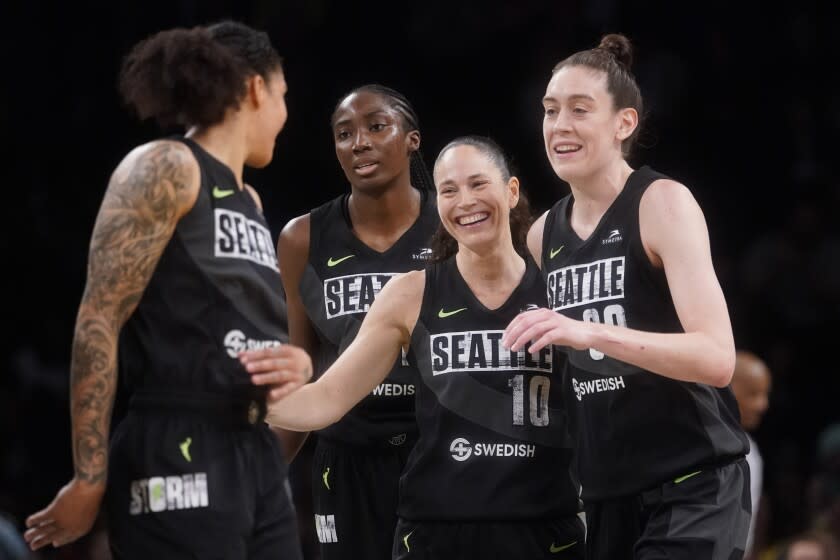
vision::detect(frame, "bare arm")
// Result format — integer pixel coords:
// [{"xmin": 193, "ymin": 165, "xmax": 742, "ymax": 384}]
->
[
  {"xmin": 25, "ymin": 140, "xmax": 199, "ymax": 549},
  {"xmin": 526, "ymin": 210, "xmax": 548, "ymax": 269},
  {"xmin": 73, "ymin": 140, "xmax": 198, "ymax": 482},
  {"xmin": 504, "ymin": 180, "xmax": 735, "ymax": 387},
  {"xmin": 271, "ymin": 214, "xmax": 319, "ymax": 461},
  {"xmin": 241, "ymin": 270, "xmax": 425, "ymax": 431},
  {"xmin": 244, "ymin": 183, "xmax": 263, "ymax": 212}
]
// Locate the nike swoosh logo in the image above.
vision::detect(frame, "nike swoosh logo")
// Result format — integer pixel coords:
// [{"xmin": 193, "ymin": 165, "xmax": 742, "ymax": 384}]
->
[
  {"xmin": 212, "ymin": 186, "xmax": 236, "ymax": 199},
  {"xmin": 322, "ymin": 467, "xmax": 331, "ymax": 490},
  {"xmin": 550, "ymin": 541, "xmax": 577, "ymax": 553},
  {"xmin": 403, "ymin": 531, "xmax": 413, "ymax": 551},
  {"xmin": 549, "ymin": 245, "xmax": 565, "ymax": 259},
  {"xmin": 327, "ymin": 255, "xmax": 355, "ymax": 267},
  {"xmin": 438, "ymin": 307, "xmax": 467, "ymax": 318},
  {"xmin": 674, "ymin": 470, "xmax": 702, "ymax": 484}
]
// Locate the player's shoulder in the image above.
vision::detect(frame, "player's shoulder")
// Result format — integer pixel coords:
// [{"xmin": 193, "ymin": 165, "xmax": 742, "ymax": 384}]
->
[
  {"xmin": 279, "ymin": 212, "xmax": 311, "ymax": 252},
  {"xmin": 281, "ymin": 212, "xmax": 311, "ymax": 235},
  {"xmin": 640, "ymin": 177, "xmax": 700, "ymax": 219},
  {"xmin": 387, "ymin": 269, "xmax": 426, "ymax": 294},
  {"xmin": 124, "ymin": 139, "xmax": 196, "ymax": 169},
  {"xmin": 380, "ymin": 270, "xmax": 427, "ymax": 310},
  {"xmin": 110, "ymin": 140, "xmax": 200, "ymax": 208}
]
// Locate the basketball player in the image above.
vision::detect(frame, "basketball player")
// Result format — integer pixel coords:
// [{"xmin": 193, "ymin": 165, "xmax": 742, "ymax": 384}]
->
[
  {"xmin": 502, "ymin": 33, "xmax": 751, "ymax": 559},
  {"xmin": 274, "ymin": 84, "xmax": 438, "ymax": 560},
  {"xmin": 24, "ymin": 21, "xmax": 307, "ymax": 559},
  {"xmin": 242, "ymin": 136, "xmax": 584, "ymax": 559}
]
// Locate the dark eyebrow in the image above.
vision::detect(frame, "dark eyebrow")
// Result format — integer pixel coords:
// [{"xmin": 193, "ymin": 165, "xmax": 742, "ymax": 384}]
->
[
  {"xmin": 332, "ymin": 110, "xmax": 393, "ymax": 129},
  {"xmin": 437, "ymin": 173, "xmax": 490, "ymax": 188},
  {"xmin": 542, "ymin": 93, "xmax": 596, "ymax": 104}
]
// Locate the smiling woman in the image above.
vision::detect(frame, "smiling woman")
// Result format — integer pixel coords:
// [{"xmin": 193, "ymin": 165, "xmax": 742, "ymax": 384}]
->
[
  {"xmin": 239, "ymin": 135, "xmax": 585, "ymax": 559},
  {"xmin": 429, "ymin": 136, "xmax": 532, "ymax": 263},
  {"xmin": 503, "ymin": 32, "xmax": 751, "ymax": 560}
]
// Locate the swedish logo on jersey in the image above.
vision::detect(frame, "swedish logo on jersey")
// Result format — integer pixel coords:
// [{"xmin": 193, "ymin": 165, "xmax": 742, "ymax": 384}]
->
[
  {"xmin": 223, "ymin": 329, "xmax": 281, "ymax": 358},
  {"xmin": 449, "ymin": 437, "xmax": 536, "ymax": 462}
]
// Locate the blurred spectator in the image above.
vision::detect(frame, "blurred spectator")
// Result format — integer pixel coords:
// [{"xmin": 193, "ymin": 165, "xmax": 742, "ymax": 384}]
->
[
  {"xmin": 775, "ymin": 530, "xmax": 839, "ymax": 560},
  {"xmin": 732, "ymin": 350, "xmax": 773, "ymax": 559},
  {"xmin": 808, "ymin": 423, "xmax": 840, "ymax": 538},
  {"xmin": 0, "ymin": 513, "xmax": 28, "ymax": 560}
]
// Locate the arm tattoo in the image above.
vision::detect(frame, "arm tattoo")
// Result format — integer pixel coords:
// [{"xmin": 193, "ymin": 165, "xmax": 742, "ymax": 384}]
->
[{"xmin": 71, "ymin": 142, "xmax": 195, "ymax": 484}]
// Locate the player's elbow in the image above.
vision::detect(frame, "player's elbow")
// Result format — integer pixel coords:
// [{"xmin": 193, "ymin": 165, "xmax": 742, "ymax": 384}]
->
[
  {"xmin": 312, "ymin": 409, "xmax": 342, "ymax": 431},
  {"xmin": 707, "ymin": 346, "xmax": 735, "ymax": 388}
]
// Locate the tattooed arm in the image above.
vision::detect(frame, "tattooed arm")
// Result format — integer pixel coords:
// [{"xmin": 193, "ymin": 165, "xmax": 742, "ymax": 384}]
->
[{"xmin": 24, "ymin": 140, "xmax": 200, "ymax": 550}]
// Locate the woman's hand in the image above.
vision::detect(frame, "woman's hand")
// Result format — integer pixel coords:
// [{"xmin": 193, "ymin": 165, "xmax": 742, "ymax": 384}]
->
[{"xmin": 240, "ymin": 344, "xmax": 313, "ymax": 403}]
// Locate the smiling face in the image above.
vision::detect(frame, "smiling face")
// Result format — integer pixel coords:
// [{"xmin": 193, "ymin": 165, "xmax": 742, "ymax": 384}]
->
[
  {"xmin": 332, "ymin": 90, "xmax": 419, "ymax": 193},
  {"xmin": 542, "ymin": 65, "xmax": 637, "ymax": 183},
  {"xmin": 434, "ymin": 144, "xmax": 519, "ymax": 255}
]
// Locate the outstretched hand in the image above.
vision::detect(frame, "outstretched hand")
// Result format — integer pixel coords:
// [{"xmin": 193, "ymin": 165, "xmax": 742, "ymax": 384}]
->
[
  {"xmin": 240, "ymin": 344, "xmax": 313, "ymax": 403},
  {"xmin": 24, "ymin": 478, "xmax": 104, "ymax": 550},
  {"xmin": 502, "ymin": 307, "xmax": 591, "ymax": 353}
]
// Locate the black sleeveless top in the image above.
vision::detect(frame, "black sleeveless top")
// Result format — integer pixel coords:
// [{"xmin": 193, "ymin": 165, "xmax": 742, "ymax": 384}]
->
[
  {"xmin": 118, "ymin": 137, "xmax": 287, "ymax": 401},
  {"xmin": 541, "ymin": 165, "xmax": 748, "ymax": 500},
  {"xmin": 399, "ymin": 256, "xmax": 580, "ymax": 520},
  {"xmin": 300, "ymin": 191, "xmax": 438, "ymax": 446}
]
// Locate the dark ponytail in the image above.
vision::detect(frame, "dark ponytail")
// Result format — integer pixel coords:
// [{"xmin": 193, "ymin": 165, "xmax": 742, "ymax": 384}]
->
[{"xmin": 119, "ymin": 20, "xmax": 283, "ymax": 128}]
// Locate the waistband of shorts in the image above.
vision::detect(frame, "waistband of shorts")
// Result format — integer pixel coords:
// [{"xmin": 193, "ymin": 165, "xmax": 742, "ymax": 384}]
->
[
  {"xmin": 128, "ymin": 389, "xmax": 267, "ymax": 428},
  {"xmin": 317, "ymin": 432, "xmax": 417, "ymax": 452}
]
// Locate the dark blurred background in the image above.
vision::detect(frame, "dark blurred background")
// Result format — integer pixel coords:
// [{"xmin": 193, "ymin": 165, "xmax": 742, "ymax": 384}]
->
[{"xmin": 2, "ymin": 1, "xmax": 838, "ymax": 558}]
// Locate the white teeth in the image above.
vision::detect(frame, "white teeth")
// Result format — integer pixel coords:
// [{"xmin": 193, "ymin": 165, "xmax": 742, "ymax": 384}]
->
[
  {"xmin": 554, "ymin": 145, "xmax": 580, "ymax": 153},
  {"xmin": 458, "ymin": 212, "xmax": 488, "ymax": 225}
]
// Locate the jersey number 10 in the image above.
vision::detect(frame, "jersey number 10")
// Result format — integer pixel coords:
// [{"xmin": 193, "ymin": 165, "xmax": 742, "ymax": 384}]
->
[{"xmin": 508, "ymin": 374, "xmax": 550, "ymax": 427}]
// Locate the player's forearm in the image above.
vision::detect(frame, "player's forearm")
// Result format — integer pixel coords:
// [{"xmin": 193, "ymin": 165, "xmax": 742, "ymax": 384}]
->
[
  {"xmin": 271, "ymin": 427, "xmax": 309, "ymax": 462},
  {"xmin": 69, "ymin": 307, "xmax": 119, "ymax": 486},
  {"xmin": 586, "ymin": 322, "xmax": 735, "ymax": 387},
  {"xmin": 265, "ymin": 333, "xmax": 400, "ymax": 431},
  {"xmin": 265, "ymin": 382, "xmax": 338, "ymax": 431}
]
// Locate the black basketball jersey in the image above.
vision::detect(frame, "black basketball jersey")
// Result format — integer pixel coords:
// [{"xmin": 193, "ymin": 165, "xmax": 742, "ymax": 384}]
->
[
  {"xmin": 118, "ymin": 137, "xmax": 288, "ymax": 398},
  {"xmin": 399, "ymin": 256, "xmax": 580, "ymax": 521},
  {"xmin": 541, "ymin": 165, "xmax": 748, "ymax": 501},
  {"xmin": 301, "ymin": 191, "xmax": 438, "ymax": 446}
]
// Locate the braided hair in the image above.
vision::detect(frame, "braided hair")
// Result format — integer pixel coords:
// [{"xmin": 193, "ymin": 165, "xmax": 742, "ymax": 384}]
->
[{"xmin": 331, "ymin": 84, "xmax": 435, "ymax": 192}]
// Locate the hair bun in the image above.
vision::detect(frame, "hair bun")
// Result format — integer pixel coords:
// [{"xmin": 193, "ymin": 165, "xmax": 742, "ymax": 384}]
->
[{"xmin": 598, "ymin": 33, "xmax": 633, "ymax": 69}]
